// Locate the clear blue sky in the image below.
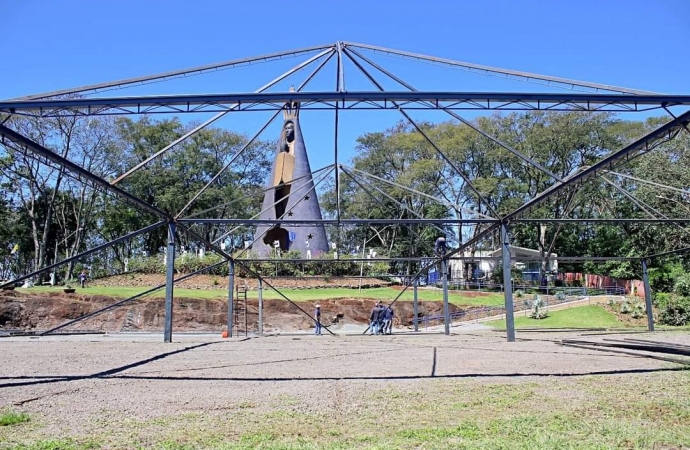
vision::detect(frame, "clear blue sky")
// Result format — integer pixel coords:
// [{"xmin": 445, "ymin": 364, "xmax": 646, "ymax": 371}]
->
[{"xmin": 2, "ymin": 0, "xmax": 689, "ymax": 170}]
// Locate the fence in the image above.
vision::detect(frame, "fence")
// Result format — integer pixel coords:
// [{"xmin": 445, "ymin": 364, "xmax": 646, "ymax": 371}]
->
[{"xmin": 417, "ymin": 286, "xmax": 625, "ymax": 329}]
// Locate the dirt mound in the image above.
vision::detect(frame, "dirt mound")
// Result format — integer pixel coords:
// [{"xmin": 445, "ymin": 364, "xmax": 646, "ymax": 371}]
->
[{"xmin": 0, "ymin": 288, "xmax": 464, "ymax": 334}]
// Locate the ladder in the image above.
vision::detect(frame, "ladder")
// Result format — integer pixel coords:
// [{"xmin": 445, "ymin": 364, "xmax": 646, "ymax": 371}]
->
[{"xmin": 234, "ymin": 282, "xmax": 248, "ymax": 337}]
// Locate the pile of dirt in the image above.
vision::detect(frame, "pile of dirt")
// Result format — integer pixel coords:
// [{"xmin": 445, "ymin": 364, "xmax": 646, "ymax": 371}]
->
[{"xmin": 0, "ymin": 287, "xmax": 466, "ymax": 334}]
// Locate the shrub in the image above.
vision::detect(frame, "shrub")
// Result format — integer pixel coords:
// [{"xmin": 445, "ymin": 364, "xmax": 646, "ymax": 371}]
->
[
  {"xmin": 673, "ymin": 274, "xmax": 690, "ymax": 297},
  {"xmin": 529, "ymin": 295, "xmax": 549, "ymax": 319},
  {"xmin": 654, "ymin": 292, "xmax": 672, "ymax": 309},
  {"xmin": 658, "ymin": 297, "xmax": 690, "ymax": 326},
  {"xmin": 620, "ymin": 301, "xmax": 632, "ymax": 314}
]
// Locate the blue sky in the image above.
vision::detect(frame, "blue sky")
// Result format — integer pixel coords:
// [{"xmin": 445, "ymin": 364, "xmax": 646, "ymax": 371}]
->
[{"xmin": 2, "ymin": 0, "xmax": 689, "ymax": 170}]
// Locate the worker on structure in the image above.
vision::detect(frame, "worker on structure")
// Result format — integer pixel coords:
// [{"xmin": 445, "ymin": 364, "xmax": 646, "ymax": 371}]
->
[{"xmin": 434, "ymin": 236, "xmax": 447, "ymax": 257}]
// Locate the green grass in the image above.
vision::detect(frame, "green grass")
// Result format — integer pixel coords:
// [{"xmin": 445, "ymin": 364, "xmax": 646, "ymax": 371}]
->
[
  {"xmin": 488, "ymin": 304, "xmax": 625, "ymax": 329},
  {"xmin": 0, "ymin": 410, "xmax": 29, "ymax": 427},
  {"xmin": 22, "ymin": 285, "xmax": 505, "ymax": 307},
  {"xmin": 4, "ymin": 373, "xmax": 689, "ymax": 449}
]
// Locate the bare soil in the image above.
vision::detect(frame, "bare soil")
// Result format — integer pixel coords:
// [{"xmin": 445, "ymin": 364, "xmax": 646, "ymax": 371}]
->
[{"xmin": 0, "ymin": 275, "xmax": 465, "ymax": 334}]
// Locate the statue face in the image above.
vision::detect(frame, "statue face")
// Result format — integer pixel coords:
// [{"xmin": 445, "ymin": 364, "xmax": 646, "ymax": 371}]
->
[{"xmin": 284, "ymin": 122, "xmax": 295, "ymax": 141}]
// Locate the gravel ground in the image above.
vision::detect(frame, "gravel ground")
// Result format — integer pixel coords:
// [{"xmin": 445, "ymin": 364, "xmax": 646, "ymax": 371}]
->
[{"xmin": 1, "ymin": 328, "xmax": 688, "ymax": 447}]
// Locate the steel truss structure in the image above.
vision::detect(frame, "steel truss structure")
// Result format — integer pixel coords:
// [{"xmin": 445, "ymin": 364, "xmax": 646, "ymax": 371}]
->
[{"xmin": 1, "ymin": 41, "xmax": 689, "ymax": 342}]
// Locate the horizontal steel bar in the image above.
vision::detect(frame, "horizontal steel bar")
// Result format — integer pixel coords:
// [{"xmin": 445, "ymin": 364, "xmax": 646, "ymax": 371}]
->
[
  {"xmin": 514, "ymin": 218, "xmax": 690, "ymax": 223},
  {"xmin": 177, "ymin": 218, "xmax": 690, "ymax": 225},
  {"xmin": 176, "ymin": 218, "xmax": 499, "ymax": 225},
  {"xmin": 227, "ymin": 256, "xmax": 636, "ymax": 263},
  {"xmin": 2, "ymin": 92, "xmax": 688, "ymax": 116}
]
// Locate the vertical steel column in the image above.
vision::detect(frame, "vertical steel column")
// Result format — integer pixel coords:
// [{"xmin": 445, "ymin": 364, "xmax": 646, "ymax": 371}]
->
[
  {"xmin": 641, "ymin": 258, "xmax": 655, "ymax": 332},
  {"xmin": 227, "ymin": 260, "xmax": 235, "ymax": 337},
  {"xmin": 501, "ymin": 223, "xmax": 516, "ymax": 342},
  {"xmin": 441, "ymin": 258, "xmax": 450, "ymax": 335},
  {"xmin": 413, "ymin": 278, "xmax": 419, "ymax": 332},
  {"xmin": 258, "ymin": 278, "xmax": 264, "ymax": 335},
  {"xmin": 163, "ymin": 222, "xmax": 176, "ymax": 343}
]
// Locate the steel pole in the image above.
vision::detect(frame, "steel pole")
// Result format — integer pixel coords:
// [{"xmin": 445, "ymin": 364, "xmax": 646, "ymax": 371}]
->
[
  {"xmin": 413, "ymin": 278, "xmax": 419, "ymax": 332},
  {"xmin": 641, "ymin": 258, "xmax": 655, "ymax": 332},
  {"xmin": 163, "ymin": 222, "xmax": 176, "ymax": 343},
  {"xmin": 227, "ymin": 260, "xmax": 235, "ymax": 337},
  {"xmin": 501, "ymin": 223, "xmax": 516, "ymax": 342},
  {"xmin": 258, "ymin": 278, "xmax": 264, "ymax": 335},
  {"xmin": 441, "ymin": 258, "xmax": 450, "ymax": 335}
]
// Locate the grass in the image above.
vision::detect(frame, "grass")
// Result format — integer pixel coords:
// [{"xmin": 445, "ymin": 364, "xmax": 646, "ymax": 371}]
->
[
  {"xmin": 0, "ymin": 410, "xmax": 29, "ymax": 427},
  {"xmin": 22, "ymin": 285, "xmax": 505, "ymax": 307},
  {"xmin": 488, "ymin": 304, "xmax": 626, "ymax": 329},
  {"xmin": 3, "ymin": 373, "xmax": 689, "ymax": 449}
]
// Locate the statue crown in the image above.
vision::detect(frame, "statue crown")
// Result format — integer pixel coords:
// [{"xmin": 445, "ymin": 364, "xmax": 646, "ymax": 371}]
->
[{"xmin": 283, "ymin": 86, "xmax": 300, "ymax": 120}]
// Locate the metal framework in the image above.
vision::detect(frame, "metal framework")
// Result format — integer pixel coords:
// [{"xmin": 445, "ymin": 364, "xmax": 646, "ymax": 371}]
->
[{"xmin": 1, "ymin": 41, "xmax": 689, "ymax": 342}]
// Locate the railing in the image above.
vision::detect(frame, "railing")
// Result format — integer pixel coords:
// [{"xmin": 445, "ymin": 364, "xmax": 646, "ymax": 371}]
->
[
  {"xmin": 417, "ymin": 287, "xmax": 627, "ymax": 328},
  {"xmin": 431, "ymin": 281, "xmax": 627, "ymax": 296}
]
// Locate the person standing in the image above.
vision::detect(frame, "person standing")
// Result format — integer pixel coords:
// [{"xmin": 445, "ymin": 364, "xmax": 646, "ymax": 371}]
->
[
  {"xmin": 79, "ymin": 270, "xmax": 87, "ymax": 288},
  {"xmin": 369, "ymin": 302, "xmax": 381, "ymax": 335},
  {"xmin": 383, "ymin": 304, "xmax": 394, "ymax": 335},
  {"xmin": 314, "ymin": 304, "xmax": 322, "ymax": 335}
]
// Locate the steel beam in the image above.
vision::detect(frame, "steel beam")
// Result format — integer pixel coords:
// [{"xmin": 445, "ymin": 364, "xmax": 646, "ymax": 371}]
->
[
  {"xmin": 645, "ymin": 246, "xmax": 690, "ymax": 259},
  {"xmin": 501, "ymin": 223, "xmax": 516, "ymax": 342},
  {"xmin": 228, "ymin": 260, "xmax": 235, "ymax": 337},
  {"xmin": 111, "ymin": 48, "xmax": 334, "ymax": 185},
  {"xmin": 441, "ymin": 258, "xmax": 450, "ymax": 335},
  {"xmin": 3, "ymin": 92, "xmax": 689, "ymax": 116},
  {"xmin": 42, "ymin": 259, "xmax": 228, "ymax": 335},
  {"xmin": 234, "ymin": 260, "xmax": 335, "ymax": 336},
  {"xmin": 342, "ymin": 51, "xmax": 499, "ymax": 218},
  {"xmin": 641, "ymin": 259, "xmax": 655, "ymax": 332},
  {"xmin": 343, "ymin": 41, "xmax": 658, "ymax": 95},
  {"xmin": 164, "ymin": 222, "xmax": 176, "ymax": 343},
  {"xmin": 11, "ymin": 44, "xmax": 334, "ymax": 100},
  {"xmin": 0, "ymin": 221, "xmax": 165, "ymax": 289},
  {"xmin": 176, "ymin": 218, "xmax": 498, "ymax": 225},
  {"xmin": 0, "ymin": 124, "xmax": 170, "ymax": 220},
  {"xmin": 345, "ymin": 165, "xmax": 493, "ymax": 219},
  {"xmin": 413, "ymin": 279, "xmax": 419, "ymax": 332},
  {"xmin": 344, "ymin": 46, "xmax": 564, "ymax": 184},
  {"xmin": 504, "ymin": 110, "xmax": 690, "ymax": 221},
  {"xmin": 258, "ymin": 278, "xmax": 264, "ymax": 335}
]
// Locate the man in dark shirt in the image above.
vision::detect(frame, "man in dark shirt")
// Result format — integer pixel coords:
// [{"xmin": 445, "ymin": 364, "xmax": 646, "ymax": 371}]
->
[
  {"xmin": 314, "ymin": 304, "xmax": 322, "ymax": 335},
  {"xmin": 382, "ymin": 304, "xmax": 394, "ymax": 335},
  {"xmin": 369, "ymin": 302, "xmax": 381, "ymax": 335}
]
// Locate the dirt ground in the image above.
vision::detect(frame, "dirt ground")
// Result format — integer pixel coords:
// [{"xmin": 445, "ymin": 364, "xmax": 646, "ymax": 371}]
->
[
  {"xmin": 0, "ymin": 289, "xmax": 465, "ymax": 334},
  {"xmin": 1, "ymin": 330, "xmax": 689, "ymax": 449}
]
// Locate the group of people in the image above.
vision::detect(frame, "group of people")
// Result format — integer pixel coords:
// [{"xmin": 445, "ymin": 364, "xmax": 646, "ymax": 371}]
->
[{"xmin": 369, "ymin": 301, "xmax": 394, "ymax": 335}]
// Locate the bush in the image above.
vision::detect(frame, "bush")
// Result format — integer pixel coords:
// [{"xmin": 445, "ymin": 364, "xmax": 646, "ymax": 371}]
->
[
  {"xmin": 128, "ymin": 256, "xmax": 165, "ymax": 274},
  {"xmin": 673, "ymin": 274, "xmax": 690, "ymax": 297},
  {"xmin": 529, "ymin": 295, "xmax": 549, "ymax": 319},
  {"xmin": 658, "ymin": 297, "xmax": 690, "ymax": 326},
  {"xmin": 620, "ymin": 301, "xmax": 632, "ymax": 314},
  {"xmin": 654, "ymin": 292, "xmax": 672, "ymax": 309}
]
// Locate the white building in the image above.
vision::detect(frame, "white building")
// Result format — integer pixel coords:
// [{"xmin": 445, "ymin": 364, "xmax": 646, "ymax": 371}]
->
[{"xmin": 447, "ymin": 246, "xmax": 558, "ymax": 282}]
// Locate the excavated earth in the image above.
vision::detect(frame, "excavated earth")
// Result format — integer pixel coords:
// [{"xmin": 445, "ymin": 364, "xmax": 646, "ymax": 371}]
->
[{"xmin": 0, "ymin": 275, "xmax": 469, "ymax": 334}]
